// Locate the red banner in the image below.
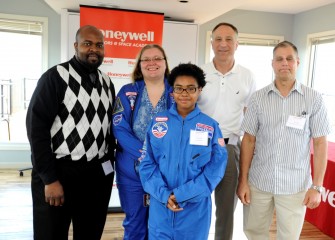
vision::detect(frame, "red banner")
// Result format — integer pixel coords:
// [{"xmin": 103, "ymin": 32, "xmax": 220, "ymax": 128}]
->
[{"xmin": 80, "ymin": 5, "xmax": 164, "ymax": 59}]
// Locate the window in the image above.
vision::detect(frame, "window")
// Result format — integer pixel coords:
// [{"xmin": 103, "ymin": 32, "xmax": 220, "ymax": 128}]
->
[
  {"xmin": 0, "ymin": 14, "xmax": 48, "ymax": 142},
  {"xmin": 307, "ymin": 31, "xmax": 335, "ymax": 142},
  {"xmin": 206, "ymin": 32, "xmax": 283, "ymax": 90}
]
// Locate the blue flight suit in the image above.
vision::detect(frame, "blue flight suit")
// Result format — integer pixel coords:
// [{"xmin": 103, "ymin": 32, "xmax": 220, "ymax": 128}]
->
[
  {"xmin": 139, "ymin": 104, "xmax": 228, "ymax": 240},
  {"xmin": 112, "ymin": 79, "xmax": 174, "ymax": 239}
]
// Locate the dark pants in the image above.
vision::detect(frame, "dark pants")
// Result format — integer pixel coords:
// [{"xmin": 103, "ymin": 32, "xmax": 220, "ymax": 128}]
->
[
  {"xmin": 117, "ymin": 183, "xmax": 148, "ymax": 240},
  {"xmin": 31, "ymin": 157, "xmax": 114, "ymax": 240},
  {"xmin": 214, "ymin": 142, "xmax": 240, "ymax": 240}
]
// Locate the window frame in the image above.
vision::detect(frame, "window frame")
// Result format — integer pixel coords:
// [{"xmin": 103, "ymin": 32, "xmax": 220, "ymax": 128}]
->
[
  {"xmin": 306, "ymin": 30, "xmax": 335, "ymax": 142},
  {"xmin": 0, "ymin": 13, "xmax": 48, "ymax": 73},
  {"xmin": 205, "ymin": 31, "xmax": 284, "ymax": 63},
  {"xmin": 0, "ymin": 13, "xmax": 48, "ymax": 145},
  {"xmin": 306, "ymin": 30, "xmax": 335, "ymax": 87}
]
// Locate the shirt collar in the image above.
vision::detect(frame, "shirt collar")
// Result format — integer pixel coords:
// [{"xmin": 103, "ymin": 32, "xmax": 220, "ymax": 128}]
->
[
  {"xmin": 210, "ymin": 60, "xmax": 237, "ymax": 77},
  {"xmin": 170, "ymin": 103, "xmax": 201, "ymax": 120},
  {"xmin": 71, "ymin": 56, "xmax": 99, "ymax": 75},
  {"xmin": 267, "ymin": 80, "xmax": 304, "ymax": 96}
]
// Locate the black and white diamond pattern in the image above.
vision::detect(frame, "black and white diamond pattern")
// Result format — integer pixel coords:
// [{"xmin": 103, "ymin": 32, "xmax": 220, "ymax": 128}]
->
[{"xmin": 50, "ymin": 64, "xmax": 113, "ymax": 161}]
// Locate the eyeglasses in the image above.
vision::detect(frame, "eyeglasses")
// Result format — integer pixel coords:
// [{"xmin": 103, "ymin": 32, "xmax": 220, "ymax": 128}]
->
[
  {"xmin": 140, "ymin": 57, "xmax": 165, "ymax": 63},
  {"xmin": 173, "ymin": 86, "xmax": 199, "ymax": 94}
]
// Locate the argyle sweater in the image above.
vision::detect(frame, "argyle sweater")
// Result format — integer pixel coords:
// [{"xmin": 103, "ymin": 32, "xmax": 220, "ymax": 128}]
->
[{"xmin": 27, "ymin": 57, "xmax": 115, "ymax": 184}]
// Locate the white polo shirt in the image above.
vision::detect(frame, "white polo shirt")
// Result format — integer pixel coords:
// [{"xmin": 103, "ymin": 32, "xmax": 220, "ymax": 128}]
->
[{"xmin": 198, "ymin": 61, "xmax": 256, "ymax": 140}]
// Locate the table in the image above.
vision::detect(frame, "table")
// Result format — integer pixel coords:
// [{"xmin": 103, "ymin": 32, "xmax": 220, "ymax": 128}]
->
[{"xmin": 305, "ymin": 141, "xmax": 335, "ymax": 238}]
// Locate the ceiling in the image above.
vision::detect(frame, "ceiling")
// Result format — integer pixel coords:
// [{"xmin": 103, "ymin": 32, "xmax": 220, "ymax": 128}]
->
[{"xmin": 44, "ymin": 0, "xmax": 335, "ymax": 24}]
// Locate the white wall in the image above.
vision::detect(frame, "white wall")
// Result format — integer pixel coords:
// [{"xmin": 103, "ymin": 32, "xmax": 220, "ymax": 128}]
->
[{"xmin": 162, "ymin": 21, "xmax": 198, "ymax": 68}]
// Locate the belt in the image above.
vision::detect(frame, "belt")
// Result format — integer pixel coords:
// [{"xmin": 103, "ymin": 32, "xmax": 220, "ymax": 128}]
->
[{"xmin": 224, "ymin": 138, "xmax": 229, "ymax": 144}]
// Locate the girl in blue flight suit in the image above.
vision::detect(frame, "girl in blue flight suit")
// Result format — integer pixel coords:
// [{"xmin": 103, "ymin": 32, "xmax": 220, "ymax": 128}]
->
[
  {"xmin": 139, "ymin": 63, "xmax": 228, "ymax": 240},
  {"xmin": 112, "ymin": 44, "xmax": 174, "ymax": 239}
]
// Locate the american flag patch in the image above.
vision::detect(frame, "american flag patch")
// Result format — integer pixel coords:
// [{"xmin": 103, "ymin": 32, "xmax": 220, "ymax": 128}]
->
[
  {"xmin": 218, "ymin": 138, "xmax": 225, "ymax": 147},
  {"xmin": 152, "ymin": 122, "xmax": 168, "ymax": 138}
]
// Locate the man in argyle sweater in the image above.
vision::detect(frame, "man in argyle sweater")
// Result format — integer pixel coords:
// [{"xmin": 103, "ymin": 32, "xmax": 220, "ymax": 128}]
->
[{"xmin": 26, "ymin": 25, "xmax": 115, "ymax": 240}]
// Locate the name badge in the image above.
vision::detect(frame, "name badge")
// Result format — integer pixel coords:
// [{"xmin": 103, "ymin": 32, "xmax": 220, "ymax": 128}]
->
[
  {"xmin": 286, "ymin": 115, "xmax": 306, "ymax": 130},
  {"xmin": 102, "ymin": 160, "xmax": 114, "ymax": 176},
  {"xmin": 190, "ymin": 130, "xmax": 208, "ymax": 146}
]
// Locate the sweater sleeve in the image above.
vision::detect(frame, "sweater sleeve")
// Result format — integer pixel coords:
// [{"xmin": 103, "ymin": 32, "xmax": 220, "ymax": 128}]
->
[
  {"xmin": 106, "ymin": 74, "xmax": 117, "ymax": 160},
  {"xmin": 26, "ymin": 67, "xmax": 65, "ymax": 185}
]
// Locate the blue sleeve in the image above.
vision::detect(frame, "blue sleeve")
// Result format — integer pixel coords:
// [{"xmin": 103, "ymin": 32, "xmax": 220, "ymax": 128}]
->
[
  {"xmin": 112, "ymin": 87, "xmax": 143, "ymax": 158},
  {"xmin": 173, "ymin": 123, "xmax": 227, "ymax": 206},
  {"xmin": 139, "ymin": 129, "xmax": 172, "ymax": 205}
]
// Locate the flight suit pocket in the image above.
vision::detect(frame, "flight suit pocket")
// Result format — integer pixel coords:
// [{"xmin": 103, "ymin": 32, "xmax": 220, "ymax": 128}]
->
[{"xmin": 190, "ymin": 149, "xmax": 211, "ymax": 170}]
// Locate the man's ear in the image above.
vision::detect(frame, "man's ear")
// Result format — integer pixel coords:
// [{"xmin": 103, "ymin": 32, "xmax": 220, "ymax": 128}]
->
[{"xmin": 74, "ymin": 42, "xmax": 78, "ymax": 54}]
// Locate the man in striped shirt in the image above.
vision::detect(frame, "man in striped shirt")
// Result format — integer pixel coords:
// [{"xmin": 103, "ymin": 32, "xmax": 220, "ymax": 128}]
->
[{"xmin": 237, "ymin": 41, "xmax": 331, "ymax": 240}]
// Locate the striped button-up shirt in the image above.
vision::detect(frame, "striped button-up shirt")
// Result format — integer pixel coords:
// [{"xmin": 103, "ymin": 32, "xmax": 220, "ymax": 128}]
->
[{"xmin": 241, "ymin": 81, "xmax": 331, "ymax": 194}]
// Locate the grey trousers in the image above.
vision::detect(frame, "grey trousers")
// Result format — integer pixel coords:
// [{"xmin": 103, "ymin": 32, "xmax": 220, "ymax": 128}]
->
[{"xmin": 214, "ymin": 142, "xmax": 240, "ymax": 240}]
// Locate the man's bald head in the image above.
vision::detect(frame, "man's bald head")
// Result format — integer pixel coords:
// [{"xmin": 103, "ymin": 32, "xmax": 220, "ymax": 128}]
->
[
  {"xmin": 75, "ymin": 25, "xmax": 103, "ymax": 42},
  {"xmin": 74, "ymin": 25, "xmax": 105, "ymax": 71}
]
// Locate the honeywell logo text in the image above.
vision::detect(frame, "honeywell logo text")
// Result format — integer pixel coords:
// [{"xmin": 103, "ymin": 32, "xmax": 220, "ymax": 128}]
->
[
  {"xmin": 100, "ymin": 30, "xmax": 154, "ymax": 42},
  {"xmin": 321, "ymin": 188, "xmax": 335, "ymax": 208},
  {"xmin": 107, "ymin": 72, "xmax": 131, "ymax": 79}
]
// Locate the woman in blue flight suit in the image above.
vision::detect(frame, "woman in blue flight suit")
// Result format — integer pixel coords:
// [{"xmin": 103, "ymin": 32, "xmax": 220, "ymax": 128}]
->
[
  {"xmin": 112, "ymin": 44, "xmax": 174, "ymax": 239},
  {"xmin": 139, "ymin": 63, "xmax": 228, "ymax": 240}
]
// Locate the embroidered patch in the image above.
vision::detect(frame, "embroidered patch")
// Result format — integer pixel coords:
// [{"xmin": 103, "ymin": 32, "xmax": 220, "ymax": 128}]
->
[
  {"xmin": 126, "ymin": 92, "xmax": 137, "ymax": 110},
  {"xmin": 155, "ymin": 117, "xmax": 168, "ymax": 122},
  {"xmin": 218, "ymin": 138, "xmax": 225, "ymax": 147},
  {"xmin": 112, "ymin": 97, "xmax": 124, "ymax": 114},
  {"xmin": 113, "ymin": 114, "xmax": 123, "ymax": 126},
  {"xmin": 152, "ymin": 122, "xmax": 168, "ymax": 138},
  {"xmin": 126, "ymin": 92, "xmax": 137, "ymax": 96},
  {"xmin": 195, "ymin": 123, "xmax": 214, "ymax": 138}
]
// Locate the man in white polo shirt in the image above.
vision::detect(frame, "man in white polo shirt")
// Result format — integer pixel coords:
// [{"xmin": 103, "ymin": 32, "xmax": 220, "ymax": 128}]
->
[{"xmin": 198, "ymin": 22, "xmax": 256, "ymax": 240}]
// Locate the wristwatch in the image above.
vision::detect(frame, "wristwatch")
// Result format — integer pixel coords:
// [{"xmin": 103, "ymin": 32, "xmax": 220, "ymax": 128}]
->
[{"xmin": 310, "ymin": 185, "xmax": 325, "ymax": 194}]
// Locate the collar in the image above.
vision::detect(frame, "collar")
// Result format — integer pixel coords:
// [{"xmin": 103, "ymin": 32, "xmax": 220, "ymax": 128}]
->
[
  {"xmin": 169, "ymin": 103, "xmax": 201, "ymax": 120},
  {"xmin": 267, "ymin": 80, "xmax": 304, "ymax": 96},
  {"xmin": 209, "ymin": 60, "xmax": 238, "ymax": 77},
  {"xmin": 71, "ymin": 56, "xmax": 99, "ymax": 75}
]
